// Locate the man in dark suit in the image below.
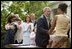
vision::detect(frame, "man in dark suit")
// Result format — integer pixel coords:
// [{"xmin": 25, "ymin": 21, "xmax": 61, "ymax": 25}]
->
[{"xmin": 35, "ymin": 7, "xmax": 51, "ymax": 48}]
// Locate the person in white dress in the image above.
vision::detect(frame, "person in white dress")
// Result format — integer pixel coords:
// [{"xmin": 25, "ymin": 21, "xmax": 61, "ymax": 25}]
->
[
  {"xmin": 23, "ymin": 15, "xmax": 34, "ymax": 45},
  {"xmin": 13, "ymin": 19, "xmax": 24, "ymax": 44},
  {"xmin": 30, "ymin": 13, "xmax": 37, "ymax": 45}
]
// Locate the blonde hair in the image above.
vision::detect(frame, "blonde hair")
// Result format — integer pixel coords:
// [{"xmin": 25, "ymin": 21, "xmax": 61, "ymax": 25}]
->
[
  {"xmin": 43, "ymin": 7, "xmax": 51, "ymax": 12},
  {"xmin": 30, "ymin": 13, "xmax": 35, "ymax": 18}
]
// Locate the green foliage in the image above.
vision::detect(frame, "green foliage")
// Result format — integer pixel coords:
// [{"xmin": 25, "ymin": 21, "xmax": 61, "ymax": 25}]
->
[
  {"xmin": 1, "ymin": 1, "xmax": 53, "ymax": 46},
  {"xmin": 1, "ymin": 1, "xmax": 53, "ymax": 32}
]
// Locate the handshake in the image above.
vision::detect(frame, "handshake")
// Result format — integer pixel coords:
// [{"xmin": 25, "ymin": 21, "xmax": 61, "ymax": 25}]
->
[{"xmin": 48, "ymin": 29, "xmax": 56, "ymax": 35}]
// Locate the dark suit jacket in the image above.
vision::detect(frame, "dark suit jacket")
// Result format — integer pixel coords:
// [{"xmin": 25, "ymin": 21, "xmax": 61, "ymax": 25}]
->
[
  {"xmin": 3, "ymin": 25, "xmax": 17, "ymax": 47},
  {"xmin": 35, "ymin": 15, "xmax": 50, "ymax": 47}
]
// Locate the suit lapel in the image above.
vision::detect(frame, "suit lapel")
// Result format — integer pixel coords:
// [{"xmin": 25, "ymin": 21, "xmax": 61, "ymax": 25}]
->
[{"xmin": 43, "ymin": 15, "xmax": 49, "ymax": 29}]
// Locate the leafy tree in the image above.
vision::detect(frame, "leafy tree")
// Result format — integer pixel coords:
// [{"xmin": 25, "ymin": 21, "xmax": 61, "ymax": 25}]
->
[{"xmin": 1, "ymin": 1, "xmax": 53, "ymax": 47}]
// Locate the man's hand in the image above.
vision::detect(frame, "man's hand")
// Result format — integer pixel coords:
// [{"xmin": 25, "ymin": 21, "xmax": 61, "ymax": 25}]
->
[
  {"xmin": 48, "ymin": 29, "xmax": 55, "ymax": 35},
  {"xmin": 47, "ymin": 30, "xmax": 51, "ymax": 35}
]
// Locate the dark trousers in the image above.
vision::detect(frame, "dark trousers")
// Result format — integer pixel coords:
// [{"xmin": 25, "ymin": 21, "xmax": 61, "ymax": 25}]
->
[{"xmin": 2, "ymin": 29, "xmax": 15, "ymax": 48}]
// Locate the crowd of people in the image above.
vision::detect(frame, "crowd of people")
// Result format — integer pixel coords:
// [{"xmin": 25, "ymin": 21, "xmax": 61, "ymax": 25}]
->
[{"xmin": 2, "ymin": 3, "xmax": 70, "ymax": 48}]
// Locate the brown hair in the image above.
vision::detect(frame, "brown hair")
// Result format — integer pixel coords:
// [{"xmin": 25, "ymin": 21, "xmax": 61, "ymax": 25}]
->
[
  {"xmin": 58, "ymin": 3, "xmax": 68, "ymax": 13},
  {"xmin": 7, "ymin": 15, "xmax": 15, "ymax": 23},
  {"xmin": 25, "ymin": 15, "xmax": 31, "ymax": 22},
  {"xmin": 15, "ymin": 18, "xmax": 21, "ymax": 21}
]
